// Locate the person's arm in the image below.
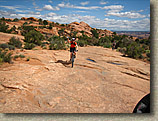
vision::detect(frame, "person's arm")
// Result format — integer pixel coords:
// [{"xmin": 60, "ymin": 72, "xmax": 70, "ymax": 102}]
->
[
  {"xmin": 67, "ymin": 36, "xmax": 70, "ymax": 43},
  {"xmin": 76, "ymin": 43, "xmax": 78, "ymax": 51}
]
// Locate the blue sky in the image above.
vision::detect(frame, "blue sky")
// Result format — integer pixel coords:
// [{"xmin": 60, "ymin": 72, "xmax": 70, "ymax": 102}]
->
[{"xmin": 0, "ymin": 0, "xmax": 150, "ymax": 31}]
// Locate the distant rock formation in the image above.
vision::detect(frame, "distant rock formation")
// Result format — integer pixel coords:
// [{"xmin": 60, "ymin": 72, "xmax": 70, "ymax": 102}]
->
[
  {"xmin": 69, "ymin": 21, "xmax": 92, "ymax": 37},
  {"xmin": 21, "ymin": 17, "xmax": 38, "ymax": 21},
  {"xmin": 2, "ymin": 17, "xmax": 116, "ymax": 38}
]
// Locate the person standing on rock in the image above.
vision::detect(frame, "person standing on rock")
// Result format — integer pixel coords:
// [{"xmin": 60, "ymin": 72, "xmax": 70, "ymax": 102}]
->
[{"xmin": 67, "ymin": 37, "xmax": 78, "ymax": 61}]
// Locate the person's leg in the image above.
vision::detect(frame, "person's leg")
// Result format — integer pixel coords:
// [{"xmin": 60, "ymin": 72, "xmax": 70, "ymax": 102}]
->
[
  {"xmin": 70, "ymin": 52, "xmax": 72, "ymax": 60},
  {"xmin": 74, "ymin": 48, "xmax": 76, "ymax": 57},
  {"xmin": 70, "ymin": 48, "xmax": 72, "ymax": 61}
]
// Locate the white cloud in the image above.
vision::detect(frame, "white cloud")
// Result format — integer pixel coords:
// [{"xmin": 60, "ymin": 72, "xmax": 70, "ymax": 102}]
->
[
  {"xmin": 80, "ymin": 1, "xmax": 89, "ymax": 6},
  {"xmin": 131, "ymin": 10, "xmax": 144, "ymax": 13},
  {"xmin": 49, "ymin": 0, "xmax": 53, "ymax": 3},
  {"xmin": 57, "ymin": 2, "xmax": 100, "ymax": 10},
  {"xmin": 39, "ymin": 12, "xmax": 149, "ymax": 31},
  {"xmin": 36, "ymin": 8, "xmax": 43, "ymax": 11},
  {"xmin": 0, "ymin": 5, "xmax": 31, "ymax": 13},
  {"xmin": 43, "ymin": 5, "xmax": 53, "ymax": 10},
  {"xmin": 105, "ymin": 11, "xmax": 146, "ymax": 18},
  {"xmin": 28, "ymin": 11, "xmax": 40, "ymax": 15},
  {"xmin": 58, "ymin": 2, "xmax": 65, "ymax": 7},
  {"xmin": 138, "ymin": 10, "xmax": 144, "ymax": 12},
  {"xmin": 100, "ymin": 1, "xmax": 108, "ymax": 5},
  {"xmin": 0, "ymin": 10, "xmax": 15, "ymax": 16},
  {"xmin": 75, "ymin": 6, "xmax": 101, "ymax": 10},
  {"xmin": 102, "ymin": 18, "xmax": 150, "ymax": 31},
  {"xmin": 72, "ymin": 11, "xmax": 87, "ymax": 13},
  {"xmin": 0, "ymin": 5, "xmax": 20, "ymax": 10},
  {"xmin": 43, "ymin": 5, "xmax": 60, "ymax": 11},
  {"xmin": 102, "ymin": 5, "xmax": 124, "ymax": 10},
  {"xmin": 47, "ymin": 12, "xmax": 56, "ymax": 16}
]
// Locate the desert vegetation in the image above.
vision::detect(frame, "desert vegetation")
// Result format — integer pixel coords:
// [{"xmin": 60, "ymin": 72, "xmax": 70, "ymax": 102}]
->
[
  {"xmin": 0, "ymin": 17, "xmax": 150, "ymax": 64},
  {"xmin": 0, "ymin": 48, "xmax": 12, "ymax": 64}
]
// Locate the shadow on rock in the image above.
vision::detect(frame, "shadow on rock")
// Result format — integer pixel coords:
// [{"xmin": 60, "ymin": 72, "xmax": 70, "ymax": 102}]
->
[{"xmin": 55, "ymin": 60, "xmax": 71, "ymax": 67}]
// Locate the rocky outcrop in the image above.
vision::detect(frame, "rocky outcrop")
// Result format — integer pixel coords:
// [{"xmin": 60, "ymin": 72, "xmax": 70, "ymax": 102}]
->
[
  {"xmin": 0, "ymin": 32, "xmax": 24, "ymax": 44},
  {"xmin": 3, "ymin": 17, "xmax": 115, "ymax": 39},
  {"xmin": 69, "ymin": 21, "xmax": 92, "ymax": 37},
  {"xmin": 21, "ymin": 17, "xmax": 38, "ymax": 21},
  {"xmin": 0, "ymin": 46, "xmax": 150, "ymax": 113}
]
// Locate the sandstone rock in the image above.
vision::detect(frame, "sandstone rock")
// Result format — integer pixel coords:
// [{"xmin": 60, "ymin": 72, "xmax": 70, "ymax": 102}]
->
[
  {"xmin": 21, "ymin": 17, "xmax": 27, "ymax": 20},
  {"xmin": 69, "ymin": 21, "xmax": 92, "ymax": 37},
  {"xmin": 0, "ymin": 47, "xmax": 150, "ymax": 113},
  {"xmin": 0, "ymin": 84, "xmax": 4, "ymax": 91},
  {"xmin": 27, "ymin": 17, "xmax": 38, "ymax": 21},
  {"xmin": 76, "ymin": 32, "xmax": 82, "ymax": 37},
  {"xmin": 0, "ymin": 32, "xmax": 24, "ymax": 44}
]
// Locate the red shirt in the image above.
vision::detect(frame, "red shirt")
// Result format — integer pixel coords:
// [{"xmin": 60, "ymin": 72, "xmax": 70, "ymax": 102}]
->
[{"xmin": 70, "ymin": 41, "xmax": 77, "ymax": 48}]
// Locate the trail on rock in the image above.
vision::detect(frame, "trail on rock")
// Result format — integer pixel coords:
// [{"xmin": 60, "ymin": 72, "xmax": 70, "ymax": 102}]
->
[{"xmin": 0, "ymin": 46, "xmax": 150, "ymax": 113}]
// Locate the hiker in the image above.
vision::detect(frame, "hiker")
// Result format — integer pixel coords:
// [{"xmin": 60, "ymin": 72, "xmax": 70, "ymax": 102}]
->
[{"xmin": 67, "ymin": 37, "xmax": 78, "ymax": 61}]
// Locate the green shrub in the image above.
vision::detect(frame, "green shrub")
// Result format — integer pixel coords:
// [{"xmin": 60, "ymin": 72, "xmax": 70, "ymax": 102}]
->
[
  {"xmin": 19, "ymin": 54, "xmax": 25, "ymax": 58},
  {"xmin": 48, "ymin": 23, "xmax": 52, "ymax": 29},
  {"xmin": 29, "ymin": 21, "xmax": 33, "ymax": 24},
  {"xmin": 87, "ymin": 37, "xmax": 99, "ymax": 46},
  {"xmin": 24, "ymin": 43, "xmax": 36, "ymax": 50},
  {"xmin": 13, "ymin": 54, "xmax": 25, "ymax": 60},
  {"xmin": 8, "ymin": 36, "xmax": 22, "ymax": 48},
  {"xmin": 13, "ymin": 18, "xmax": 19, "ymax": 22},
  {"xmin": 42, "ymin": 46, "xmax": 47, "ymax": 49},
  {"xmin": 8, "ymin": 45, "xmax": 15, "ymax": 50},
  {"xmin": 103, "ymin": 43, "xmax": 111, "ymax": 48},
  {"xmin": 61, "ymin": 24, "xmax": 65, "ymax": 27},
  {"xmin": 49, "ymin": 37, "xmax": 66, "ymax": 50},
  {"xmin": 139, "ymin": 54, "xmax": 145, "ymax": 59},
  {"xmin": 23, "ymin": 22, "xmax": 28, "ymax": 26},
  {"xmin": 125, "ymin": 42, "xmax": 143, "ymax": 59},
  {"xmin": 0, "ymin": 44, "xmax": 15, "ymax": 50},
  {"xmin": 56, "ymin": 22, "xmax": 59, "ymax": 25},
  {"xmin": 118, "ymin": 47, "xmax": 126, "ymax": 55},
  {"xmin": 77, "ymin": 39, "xmax": 87, "ymax": 47},
  {"xmin": 145, "ymin": 50, "xmax": 150, "ymax": 53},
  {"xmin": 146, "ymin": 52, "xmax": 150, "ymax": 58},
  {"xmin": 38, "ymin": 18, "xmax": 43, "ymax": 25},
  {"xmin": 43, "ymin": 20, "xmax": 48, "ymax": 25},
  {"xmin": 13, "ymin": 55, "xmax": 19, "ymax": 60},
  {"xmin": 58, "ymin": 28, "xmax": 65, "ymax": 36},
  {"xmin": 21, "ymin": 25, "xmax": 36, "ymax": 36},
  {"xmin": 10, "ymin": 25, "xmax": 16, "ymax": 32},
  {"xmin": 0, "ymin": 57, "xmax": 3, "ymax": 64},
  {"xmin": 0, "ymin": 49, "xmax": 12, "ymax": 63},
  {"xmin": 1, "ymin": 17, "xmax": 5, "ymax": 21},
  {"xmin": 0, "ymin": 43, "xmax": 9, "ymax": 49},
  {"xmin": 41, "ymin": 41, "xmax": 49, "ymax": 48},
  {"xmin": 0, "ymin": 20, "xmax": 9, "ymax": 33},
  {"xmin": 39, "ymin": 26, "xmax": 44, "ymax": 29},
  {"xmin": 41, "ymin": 43, "xmax": 46, "ymax": 48},
  {"xmin": 24, "ymin": 30, "xmax": 44, "ymax": 45},
  {"xmin": 91, "ymin": 29, "xmax": 99, "ymax": 39}
]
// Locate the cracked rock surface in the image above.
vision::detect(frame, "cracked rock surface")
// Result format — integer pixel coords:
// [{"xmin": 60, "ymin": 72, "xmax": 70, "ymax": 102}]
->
[{"xmin": 0, "ymin": 46, "xmax": 150, "ymax": 113}]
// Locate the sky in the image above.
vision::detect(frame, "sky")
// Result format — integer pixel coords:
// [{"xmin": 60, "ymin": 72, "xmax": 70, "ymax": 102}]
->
[{"xmin": 0, "ymin": 0, "xmax": 150, "ymax": 31}]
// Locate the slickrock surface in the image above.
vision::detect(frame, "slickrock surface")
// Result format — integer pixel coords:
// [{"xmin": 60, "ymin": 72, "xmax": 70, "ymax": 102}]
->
[
  {"xmin": 0, "ymin": 46, "xmax": 150, "ymax": 113},
  {"xmin": 0, "ymin": 32, "xmax": 24, "ymax": 44}
]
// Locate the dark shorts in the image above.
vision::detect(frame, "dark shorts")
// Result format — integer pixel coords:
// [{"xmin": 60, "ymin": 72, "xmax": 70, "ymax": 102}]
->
[{"xmin": 70, "ymin": 47, "xmax": 76, "ymax": 53}]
